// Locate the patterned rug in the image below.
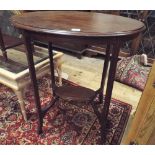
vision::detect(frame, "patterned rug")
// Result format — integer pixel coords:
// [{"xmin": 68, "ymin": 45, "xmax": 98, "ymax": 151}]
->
[{"xmin": 0, "ymin": 75, "xmax": 132, "ymax": 145}]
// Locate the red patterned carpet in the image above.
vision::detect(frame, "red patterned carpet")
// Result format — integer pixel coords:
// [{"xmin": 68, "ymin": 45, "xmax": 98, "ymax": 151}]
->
[{"xmin": 0, "ymin": 75, "xmax": 132, "ymax": 145}]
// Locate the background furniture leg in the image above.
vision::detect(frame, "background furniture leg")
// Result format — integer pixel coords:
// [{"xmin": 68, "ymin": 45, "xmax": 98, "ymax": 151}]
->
[
  {"xmin": 55, "ymin": 58, "xmax": 62, "ymax": 86},
  {"xmin": 0, "ymin": 29, "xmax": 8, "ymax": 61},
  {"xmin": 2, "ymin": 50, "xmax": 8, "ymax": 61},
  {"xmin": 14, "ymin": 89, "xmax": 27, "ymax": 121}
]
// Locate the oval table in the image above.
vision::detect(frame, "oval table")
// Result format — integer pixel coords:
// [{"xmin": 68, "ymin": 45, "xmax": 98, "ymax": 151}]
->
[{"xmin": 11, "ymin": 11, "xmax": 145, "ymax": 144}]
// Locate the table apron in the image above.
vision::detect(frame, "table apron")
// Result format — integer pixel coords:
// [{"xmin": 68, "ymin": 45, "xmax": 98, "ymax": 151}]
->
[{"xmin": 22, "ymin": 30, "xmax": 140, "ymax": 47}]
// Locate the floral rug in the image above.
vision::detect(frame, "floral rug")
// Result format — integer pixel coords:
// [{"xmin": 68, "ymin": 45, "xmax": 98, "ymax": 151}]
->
[{"xmin": 0, "ymin": 75, "xmax": 132, "ymax": 145}]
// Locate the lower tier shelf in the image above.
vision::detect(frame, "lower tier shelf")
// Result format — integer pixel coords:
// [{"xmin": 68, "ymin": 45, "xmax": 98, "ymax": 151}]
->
[{"xmin": 55, "ymin": 85, "xmax": 96, "ymax": 102}]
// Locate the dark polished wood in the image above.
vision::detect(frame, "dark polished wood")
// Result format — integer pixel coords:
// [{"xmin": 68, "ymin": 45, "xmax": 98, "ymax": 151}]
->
[
  {"xmin": 11, "ymin": 11, "xmax": 145, "ymax": 144},
  {"xmin": 99, "ymin": 44, "xmax": 111, "ymax": 104},
  {"xmin": 55, "ymin": 85, "xmax": 96, "ymax": 102},
  {"xmin": 23, "ymin": 32, "xmax": 43, "ymax": 134},
  {"xmin": 48, "ymin": 42, "xmax": 56, "ymax": 95},
  {"xmin": 88, "ymin": 11, "xmax": 149, "ymax": 58},
  {"xmin": 12, "ymin": 11, "xmax": 145, "ymax": 37}
]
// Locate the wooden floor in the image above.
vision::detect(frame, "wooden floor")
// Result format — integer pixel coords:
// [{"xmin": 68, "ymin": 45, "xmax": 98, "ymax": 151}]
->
[
  {"xmin": 62, "ymin": 54, "xmax": 142, "ymax": 113},
  {"xmin": 0, "ymin": 48, "xmax": 143, "ymax": 143}
]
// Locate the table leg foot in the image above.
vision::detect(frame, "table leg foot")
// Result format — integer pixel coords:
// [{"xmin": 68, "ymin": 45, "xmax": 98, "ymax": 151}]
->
[
  {"xmin": 37, "ymin": 126, "xmax": 43, "ymax": 135},
  {"xmin": 100, "ymin": 120, "xmax": 108, "ymax": 144},
  {"xmin": 37, "ymin": 114, "xmax": 43, "ymax": 134},
  {"xmin": 99, "ymin": 92, "xmax": 104, "ymax": 104}
]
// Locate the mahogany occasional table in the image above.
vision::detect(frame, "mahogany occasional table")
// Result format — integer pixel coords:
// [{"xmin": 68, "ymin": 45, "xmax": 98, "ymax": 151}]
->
[{"xmin": 11, "ymin": 11, "xmax": 145, "ymax": 144}]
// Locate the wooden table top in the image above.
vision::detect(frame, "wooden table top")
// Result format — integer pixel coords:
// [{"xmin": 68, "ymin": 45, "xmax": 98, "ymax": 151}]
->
[{"xmin": 12, "ymin": 11, "xmax": 145, "ymax": 37}]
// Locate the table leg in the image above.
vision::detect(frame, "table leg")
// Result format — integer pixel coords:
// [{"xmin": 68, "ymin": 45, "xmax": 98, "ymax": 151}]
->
[
  {"xmin": 101, "ymin": 40, "xmax": 121, "ymax": 144},
  {"xmin": 14, "ymin": 89, "xmax": 27, "ymax": 121},
  {"xmin": 23, "ymin": 33, "xmax": 43, "ymax": 134},
  {"xmin": 99, "ymin": 44, "xmax": 111, "ymax": 104},
  {"xmin": 48, "ymin": 42, "xmax": 56, "ymax": 96},
  {"xmin": 55, "ymin": 58, "xmax": 62, "ymax": 86},
  {"xmin": 0, "ymin": 29, "xmax": 7, "ymax": 61}
]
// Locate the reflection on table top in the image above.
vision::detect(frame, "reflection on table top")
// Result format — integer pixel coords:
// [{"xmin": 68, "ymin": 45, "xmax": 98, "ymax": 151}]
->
[{"xmin": 12, "ymin": 11, "xmax": 145, "ymax": 37}]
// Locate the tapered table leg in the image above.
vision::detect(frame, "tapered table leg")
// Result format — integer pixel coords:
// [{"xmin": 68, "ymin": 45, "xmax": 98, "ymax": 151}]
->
[
  {"xmin": 23, "ymin": 32, "xmax": 43, "ymax": 134},
  {"xmin": 48, "ymin": 42, "xmax": 56, "ymax": 96},
  {"xmin": 99, "ymin": 44, "xmax": 111, "ymax": 104},
  {"xmin": 101, "ymin": 40, "xmax": 121, "ymax": 144}
]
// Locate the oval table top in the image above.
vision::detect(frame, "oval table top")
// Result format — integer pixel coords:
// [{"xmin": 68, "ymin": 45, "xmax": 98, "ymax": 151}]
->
[{"xmin": 12, "ymin": 11, "xmax": 145, "ymax": 37}]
